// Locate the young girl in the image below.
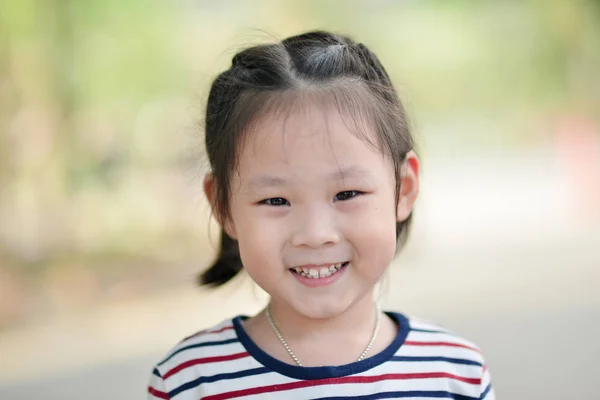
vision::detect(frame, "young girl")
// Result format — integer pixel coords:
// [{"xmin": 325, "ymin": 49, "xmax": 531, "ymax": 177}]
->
[{"xmin": 148, "ymin": 30, "xmax": 494, "ymax": 400}]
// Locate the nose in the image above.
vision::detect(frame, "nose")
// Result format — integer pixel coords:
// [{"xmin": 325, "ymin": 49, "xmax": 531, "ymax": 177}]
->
[{"xmin": 290, "ymin": 205, "xmax": 341, "ymax": 248}]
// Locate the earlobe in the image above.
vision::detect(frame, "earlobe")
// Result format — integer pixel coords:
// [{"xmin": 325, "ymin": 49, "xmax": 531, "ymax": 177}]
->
[
  {"xmin": 396, "ymin": 151, "xmax": 420, "ymax": 222},
  {"xmin": 203, "ymin": 174, "xmax": 217, "ymax": 207},
  {"xmin": 222, "ymin": 218, "xmax": 237, "ymax": 240},
  {"xmin": 203, "ymin": 174, "xmax": 238, "ymax": 239}
]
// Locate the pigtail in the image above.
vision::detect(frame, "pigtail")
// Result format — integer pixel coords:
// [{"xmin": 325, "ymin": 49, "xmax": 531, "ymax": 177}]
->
[{"xmin": 198, "ymin": 230, "xmax": 243, "ymax": 287}]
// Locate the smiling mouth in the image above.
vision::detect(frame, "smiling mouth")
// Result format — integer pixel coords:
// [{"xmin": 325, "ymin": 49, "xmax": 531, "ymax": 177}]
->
[{"xmin": 289, "ymin": 262, "xmax": 350, "ymax": 279}]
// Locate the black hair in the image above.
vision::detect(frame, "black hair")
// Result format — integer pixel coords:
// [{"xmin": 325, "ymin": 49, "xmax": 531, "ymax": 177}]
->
[{"xmin": 199, "ymin": 30, "xmax": 414, "ymax": 287}]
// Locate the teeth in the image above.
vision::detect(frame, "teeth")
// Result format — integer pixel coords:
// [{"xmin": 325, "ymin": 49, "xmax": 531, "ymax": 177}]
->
[
  {"xmin": 319, "ymin": 267, "xmax": 330, "ymax": 278},
  {"xmin": 292, "ymin": 262, "xmax": 349, "ymax": 278}
]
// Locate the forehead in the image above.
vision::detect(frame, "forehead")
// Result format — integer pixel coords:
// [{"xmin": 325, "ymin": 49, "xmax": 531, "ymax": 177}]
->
[{"xmin": 235, "ymin": 101, "xmax": 391, "ymax": 186}]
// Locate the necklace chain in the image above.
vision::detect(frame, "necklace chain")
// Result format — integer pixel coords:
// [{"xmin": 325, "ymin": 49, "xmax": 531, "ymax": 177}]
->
[{"xmin": 265, "ymin": 303, "xmax": 382, "ymax": 367}]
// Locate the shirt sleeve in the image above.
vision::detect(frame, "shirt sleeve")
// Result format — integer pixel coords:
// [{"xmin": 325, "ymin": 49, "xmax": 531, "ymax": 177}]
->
[
  {"xmin": 147, "ymin": 367, "xmax": 170, "ymax": 400},
  {"xmin": 479, "ymin": 364, "xmax": 495, "ymax": 399}
]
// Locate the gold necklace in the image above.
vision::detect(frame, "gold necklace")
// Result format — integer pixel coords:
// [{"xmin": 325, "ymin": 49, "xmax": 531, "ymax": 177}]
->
[{"xmin": 265, "ymin": 303, "xmax": 382, "ymax": 367}]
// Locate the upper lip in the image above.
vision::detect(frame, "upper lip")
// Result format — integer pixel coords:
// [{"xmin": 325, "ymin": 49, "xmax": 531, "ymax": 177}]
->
[{"xmin": 289, "ymin": 262, "xmax": 347, "ymax": 269}]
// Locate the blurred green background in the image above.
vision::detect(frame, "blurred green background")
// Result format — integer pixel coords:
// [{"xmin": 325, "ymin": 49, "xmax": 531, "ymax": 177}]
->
[{"xmin": 0, "ymin": 0, "xmax": 599, "ymax": 399}]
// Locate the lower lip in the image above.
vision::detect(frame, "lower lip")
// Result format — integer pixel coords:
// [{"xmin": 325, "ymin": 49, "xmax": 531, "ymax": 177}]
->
[{"xmin": 290, "ymin": 263, "xmax": 348, "ymax": 288}]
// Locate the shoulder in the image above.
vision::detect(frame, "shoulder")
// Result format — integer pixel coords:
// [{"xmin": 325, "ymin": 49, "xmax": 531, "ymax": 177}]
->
[
  {"xmin": 155, "ymin": 317, "xmax": 242, "ymax": 374},
  {"xmin": 400, "ymin": 314, "xmax": 486, "ymax": 362},
  {"xmin": 390, "ymin": 313, "xmax": 494, "ymax": 398},
  {"xmin": 148, "ymin": 317, "xmax": 254, "ymax": 398},
  {"xmin": 388, "ymin": 312, "xmax": 489, "ymax": 372}
]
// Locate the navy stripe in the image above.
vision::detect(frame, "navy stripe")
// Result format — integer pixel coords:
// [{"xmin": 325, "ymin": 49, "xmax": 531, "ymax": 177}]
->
[
  {"xmin": 158, "ymin": 338, "xmax": 239, "ymax": 366},
  {"xmin": 480, "ymin": 383, "xmax": 492, "ymax": 399},
  {"xmin": 314, "ymin": 390, "xmax": 479, "ymax": 400},
  {"xmin": 391, "ymin": 356, "xmax": 482, "ymax": 367},
  {"xmin": 169, "ymin": 367, "xmax": 270, "ymax": 398},
  {"xmin": 181, "ymin": 330, "xmax": 205, "ymax": 342},
  {"xmin": 152, "ymin": 368, "xmax": 161, "ymax": 377},
  {"xmin": 410, "ymin": 327, "xmax": 451, "ymax": 334},
  {"xmin": 233, "ymin": 312, "xmax": 411, "ymax": 381}
]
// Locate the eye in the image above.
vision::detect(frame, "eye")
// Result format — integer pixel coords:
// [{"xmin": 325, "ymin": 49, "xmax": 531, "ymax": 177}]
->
[
  {"xmin": 259, "ymin": 197, "xmax": 290, "ymax": 206},
  {"xmin": 334, "ymin": 191, "xmax": 363, "ymax": 201}
]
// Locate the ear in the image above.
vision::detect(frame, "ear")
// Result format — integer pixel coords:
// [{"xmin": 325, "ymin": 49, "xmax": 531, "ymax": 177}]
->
[
  {"xmin": 203, "ymin": 174, "xmax": 238, "ymax": 239},
  {"xmin": 396, "ymin": 151, "xmax": 420, "ymax": 222}
]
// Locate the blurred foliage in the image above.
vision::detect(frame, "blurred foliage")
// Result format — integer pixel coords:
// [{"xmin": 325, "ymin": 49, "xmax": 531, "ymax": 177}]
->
[{"xmin": 0, "ymin": 0, "xmax": 598, "ymax": 277}]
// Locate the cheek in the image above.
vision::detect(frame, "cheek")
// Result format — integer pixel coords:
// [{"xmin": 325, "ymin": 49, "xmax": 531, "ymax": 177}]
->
[
  {"xmin": 236, "ymin": 222, "xmax": 280, "ymax": 256},
  {"xmin": 231, "ymin": 207, "xmax": 284, "ymax": 265},
  {"xmin": 235, "ymin": 225, "xmax": 284, "ymax": 292},
  {"xmin": 346, "ymin": 196, "xmax": 398, "ymax": 263},
  {"xmin": 344, "ymin": 193, "xmax": 397, "ymax": 232},
  {"xmin": 354, "ymin": 217, "xmax": 397, "ymax": 255}
]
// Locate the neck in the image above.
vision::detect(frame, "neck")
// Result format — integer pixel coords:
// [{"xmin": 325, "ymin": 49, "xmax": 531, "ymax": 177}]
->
[
  {"xmin": 243, "ymin": 291, "xmax": 397, "ymax": 366},
  {"xmin": 267, "ymin": 293, "xmax": 377, "ymax": 342}
]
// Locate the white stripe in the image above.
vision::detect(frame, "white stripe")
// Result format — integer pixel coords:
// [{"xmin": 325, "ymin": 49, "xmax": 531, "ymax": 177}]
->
[
  {"xmin": 147, "ymin": 372, "xmax": 168, "ymax": 399},
  {"xmin": 196, "ymin": 371, "xmax": 297, "ymax": 399},
  {"xmin": 406, "ymin": 331, "xmax": 482, "ymax": 350},
  {"xmin": 167, "ymin": 359, "xmax": 483, "ymax": 398},
  {"xmin": 173, "ymin": 327, "xmax": 236, "ymax": 350},
  {"xmin": 161, "ymin": 347, "xmax": 258, "ymax": 383},
  {"xmin": 369, "ymin": 360, "xmax": 482, "ymax": 377},
  {"xmin": 149, "ymin": 315, "xmax": 492, "ymax": 400},
  {"xmin": 161, "ymin": 324, "xmax": 235, "ymax": 360},
  {"xmin": 481, "ymin": 368, "xmax": 494, "ymax": 399},
  {"xmin": 399, "ymin": 344, "xmax": 482, "ymax": 361},
  {"xmin": 407, "ymin": 318, "xmax": 452, "ymax": 333},
  {"xmin": 160, "ymin": 341, "xmax": 246, "ymax": 375},
  {"xmin": 234, "ymin": 377, "xmax": 482, "ymax": 400}
]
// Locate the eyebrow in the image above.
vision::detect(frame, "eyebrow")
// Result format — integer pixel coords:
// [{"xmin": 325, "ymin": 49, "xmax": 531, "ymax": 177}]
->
[
  {"xmin": 246, "ymin": 166, "xmax": 372, "ymax": 190},
  {"xmin": 329, "ymin": 165, "xmax": 372, "ymax": 180}
]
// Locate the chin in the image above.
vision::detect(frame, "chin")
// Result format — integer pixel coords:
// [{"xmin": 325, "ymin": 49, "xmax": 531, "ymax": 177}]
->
[{"xmin": 289, "ymin": 297, "xmax": 352, "ymax": 320}]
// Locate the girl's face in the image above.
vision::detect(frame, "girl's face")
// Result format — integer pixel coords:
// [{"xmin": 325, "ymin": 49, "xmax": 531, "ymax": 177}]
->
[{"xmin": 220, "ymin": 103, "xmax": 417, "ymax": 319}]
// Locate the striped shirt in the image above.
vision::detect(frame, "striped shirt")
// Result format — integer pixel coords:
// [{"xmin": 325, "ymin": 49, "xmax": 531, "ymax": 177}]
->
[{"xmin": 148, "ymin": 312, "xmax": 494, "ymax": 399}]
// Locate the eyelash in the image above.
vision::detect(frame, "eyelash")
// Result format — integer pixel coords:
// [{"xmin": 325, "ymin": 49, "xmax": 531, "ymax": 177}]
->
[
  {"xmin": 259, "ymin": 191, "xmax": 364, "ymax": 206},
  {"xmin": 335, "ymin": 190, "xmax": 362, "ymax": 201}
]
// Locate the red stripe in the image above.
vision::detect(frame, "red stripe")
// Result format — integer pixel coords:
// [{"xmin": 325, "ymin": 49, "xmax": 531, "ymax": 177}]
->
[
  {"xmin": 163, "ymin": 351, "xmax": 249, "ymax": 379},
  {"xmin": 183, "ymin": 325, "xmax": 234, "ymax": 341},
  {"xmin": 205, "ymin": 325, "xmax": 234, "ymax": 334},
  {"xmin": 148, "ymin": 386, "xmax": 169, "ymax": 399},
  {"xmin": 405, "ymin": 340, "xmax": 480, "ymax": 352},
  {"xmin": 202, "ymin": 372, "xmax": 481, "ymax": 400}
]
